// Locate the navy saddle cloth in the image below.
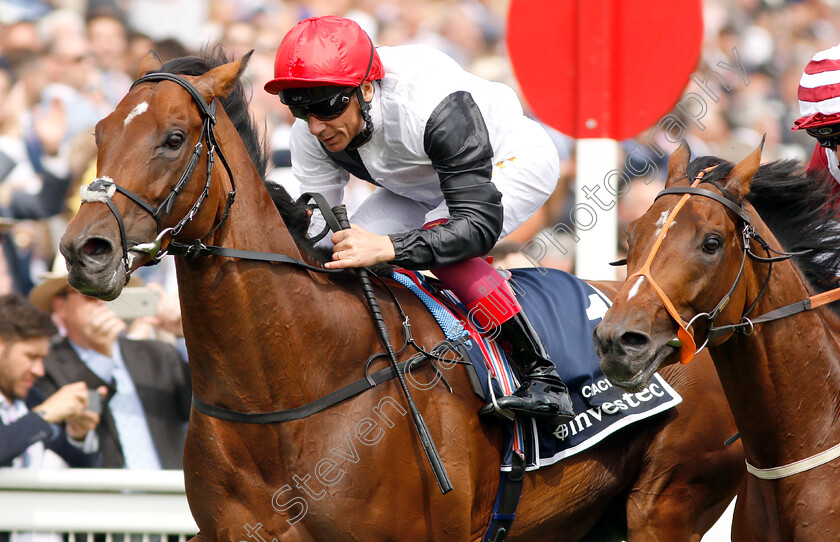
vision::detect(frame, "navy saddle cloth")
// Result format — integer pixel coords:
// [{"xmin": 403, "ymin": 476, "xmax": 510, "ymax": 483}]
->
[{"xmin": 393, "ymin": 267, "xmax": 682, "ymax": 471}]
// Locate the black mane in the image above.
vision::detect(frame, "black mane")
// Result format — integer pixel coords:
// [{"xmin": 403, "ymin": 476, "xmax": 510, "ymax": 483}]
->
[
  {"xmin": 156, "ymin": 46, "xmax": 321, "ymax": 259},
  {"xmin": 686, "ymin": 155, "xmax": 840, "ymax": 300}
]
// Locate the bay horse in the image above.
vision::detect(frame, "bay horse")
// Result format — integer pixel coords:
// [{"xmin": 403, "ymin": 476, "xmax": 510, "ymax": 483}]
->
[
  {"xmin": 59, "ymin": 50, "xmax": 743, "ymax": 541},
  {"xmin": 595, "ymin": 141, "xmax": 840, "ymax": 541}
]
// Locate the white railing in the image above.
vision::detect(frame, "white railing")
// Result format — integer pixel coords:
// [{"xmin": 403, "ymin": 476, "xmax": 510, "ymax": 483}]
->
[
  {"xmin": 0, "ymin": 469, "xmax": 197, "ymax": 539},
  {"xmin": 0, "ymin": 468, "xmax": 733, "ymax": 541}
]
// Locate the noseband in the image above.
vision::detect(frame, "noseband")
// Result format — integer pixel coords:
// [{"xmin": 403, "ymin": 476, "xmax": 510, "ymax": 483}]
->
[{"xmin": 79, "ymin": 72, "xmax": 237, "ymax": 282}]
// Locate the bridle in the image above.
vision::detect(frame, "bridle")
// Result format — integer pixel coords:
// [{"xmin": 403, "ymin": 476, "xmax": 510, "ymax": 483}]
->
[
  {"xmin": 632, "ymin": 166, "xmax": 809, "ymax": 365},
  {"xmin": 79, "ymin": 72, "xmax": 238, "ymax": 281},
  {"xmin": 637, "ymin": 166, "xmax": 840, "ymax": 479},
  {"xmin": 81, "ymin": 72, "xmax": 353, "ymax": 281}
]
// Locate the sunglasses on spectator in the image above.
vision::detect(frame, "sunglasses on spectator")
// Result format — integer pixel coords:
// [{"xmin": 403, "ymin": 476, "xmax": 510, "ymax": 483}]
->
[
  {"xmin": 289, "ymin": 88, "xmax": 356, "ymax": 121},
  {"xmin": 806, "ymin": 126, "xmax": 840, "ymax": 150}
]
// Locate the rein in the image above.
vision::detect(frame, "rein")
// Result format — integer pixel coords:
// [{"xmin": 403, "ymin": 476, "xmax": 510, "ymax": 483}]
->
[
  {"xmin": 644, "ymin": 167, "xmax": 840, "ymax": 479},
  {"xmin": 82, "ymin": 71, "xmax": 463, "ymax": 491}
]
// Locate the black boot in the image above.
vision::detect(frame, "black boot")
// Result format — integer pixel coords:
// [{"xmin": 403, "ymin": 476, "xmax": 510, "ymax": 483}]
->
[{"xmin": 479, "ymin": 312, "xmax": 574, "ymax": 424}]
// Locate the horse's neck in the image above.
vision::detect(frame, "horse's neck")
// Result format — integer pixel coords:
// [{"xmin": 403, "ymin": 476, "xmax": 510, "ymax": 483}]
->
[
  {"xmin": 172, "ymin": 124, "xmax": 370, "ymax": 412},
  {"xmin": 711, "ymin": 232, "xmax": 840, "ymax": 467}
]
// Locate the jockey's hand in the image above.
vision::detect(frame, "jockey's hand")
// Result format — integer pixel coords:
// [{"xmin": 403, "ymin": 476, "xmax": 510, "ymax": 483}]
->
[{"xmin": 325, "ymin": 225, "xmax": 395, "ymax": 269}]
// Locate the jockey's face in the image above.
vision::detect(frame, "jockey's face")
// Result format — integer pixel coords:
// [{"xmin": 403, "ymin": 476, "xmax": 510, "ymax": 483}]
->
[
  {"xmin": 808, "ymin": 125, "xmax": 840, "ymax": 157},
  {"xmin": 305, "ymin": 83, "xmax": 374, "ymax": 152}
]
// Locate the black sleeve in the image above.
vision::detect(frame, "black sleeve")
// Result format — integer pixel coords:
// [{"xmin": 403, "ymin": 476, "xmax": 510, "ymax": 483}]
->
[
  {"xmin": 388, "ymin": 91, "xmax": 503, "ymax": 269},
  {"xmin": 0, "ymin": 412, "xmax": 55, "ymax": 465},
  {"xmin": 45, "ymin": 428, "xmax": 102, "ymax": 468}
]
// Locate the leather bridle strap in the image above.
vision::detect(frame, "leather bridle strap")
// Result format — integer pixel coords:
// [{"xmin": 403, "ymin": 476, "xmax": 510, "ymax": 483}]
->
[
  {"xmin": 626, "ymin": 169, "xmax": 718, "ymax": 364},
  {"xmin": 164, "ymin": 191, "xmax": 347, "ymax": 274},
  {"xmin": 80, "ymin": 72, "xmax": 239, "ymax": 282},
  {"xmin": 656, "ymin": 185, "xmax": 751, "ymax": 223},
  {"xmin": 708, "ymin": 282, "xmax": 840, "ymax": 336}
]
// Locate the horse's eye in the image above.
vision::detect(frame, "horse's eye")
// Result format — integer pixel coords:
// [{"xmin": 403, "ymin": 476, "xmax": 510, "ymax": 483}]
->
[
  {"xmin": 165, "ymin": 132, "xmax": 185, "ymax": 149},
  {"xmin": 702, "ymin": 236, "xmax": 721, "ymax": 253}
]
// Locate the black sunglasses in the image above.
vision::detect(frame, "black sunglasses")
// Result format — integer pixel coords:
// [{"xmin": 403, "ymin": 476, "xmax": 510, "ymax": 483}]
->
[
  {"xmin": 289, "ymin": 88, "xmax": 356, "ymax": 121},
  {"xmin": 806, "ymin": 126, "xmax": 840, "ymax": 150}
]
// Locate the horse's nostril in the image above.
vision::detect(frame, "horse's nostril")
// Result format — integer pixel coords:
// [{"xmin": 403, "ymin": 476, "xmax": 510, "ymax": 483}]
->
[
  {"xmin": 620, "ymin": 332, "xmax": 649, "ymax": 349},
  {"xmin": 82, "ymin": 238, "xmax": 112, "ymax": 257}
]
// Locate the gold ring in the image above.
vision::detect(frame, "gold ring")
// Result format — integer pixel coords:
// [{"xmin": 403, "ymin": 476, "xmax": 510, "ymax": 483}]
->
[{"xmin": 337, "ymin": 252, "xmax": 342, "ymax": 260}]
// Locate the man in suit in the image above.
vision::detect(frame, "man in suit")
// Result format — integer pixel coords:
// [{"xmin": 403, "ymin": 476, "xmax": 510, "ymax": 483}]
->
[
  {"xmin": 30, "ymin": 268, "xmax": 191, "ymax": 469},
  {"xmin": 0, "ymin": 293, "xmax": 100, "ymax": 468}
]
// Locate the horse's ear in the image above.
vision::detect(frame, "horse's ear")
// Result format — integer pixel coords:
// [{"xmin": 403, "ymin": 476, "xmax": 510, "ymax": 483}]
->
[
  {"xmin": 665, "ymin": 140, "xmax": 691, "ymax": 188},
  {"xmin": 724, "ymin": 135, "xmax": 765, "ymax": 199},
  {"xmin": 138, "ymin": 50, "xmax": 163, "ymax": 78},
  {"xmin": 193, "ymin": 50, "xmax": 253, "ymax": 103}
]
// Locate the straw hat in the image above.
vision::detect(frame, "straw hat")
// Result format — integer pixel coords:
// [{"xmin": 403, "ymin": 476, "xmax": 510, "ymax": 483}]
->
[{"xmin": 28, "ymin": 251, "xmax": 142, "ymax": 312}]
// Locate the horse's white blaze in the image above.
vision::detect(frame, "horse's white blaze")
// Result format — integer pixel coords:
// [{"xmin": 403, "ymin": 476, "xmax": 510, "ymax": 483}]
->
[
  {"xmin": 124, "ymin": 102, "xmax": 149, "ymax": 126},
  {"xmin": 653, "ymin": 210, "xmax": 671, "ymax": 237},
  {"xmin": 626, "ymin": 276, "xmax": 645, "ymax": 301}
]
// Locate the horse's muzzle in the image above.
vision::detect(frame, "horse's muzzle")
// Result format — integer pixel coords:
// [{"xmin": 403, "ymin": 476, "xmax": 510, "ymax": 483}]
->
[
  {"xmin": 59, "ymin": 234, "xmax": 125, "ymax": 300},
  {"xmin": 593, "ymin": 322, "xmax": 657, "ymax": 387}
]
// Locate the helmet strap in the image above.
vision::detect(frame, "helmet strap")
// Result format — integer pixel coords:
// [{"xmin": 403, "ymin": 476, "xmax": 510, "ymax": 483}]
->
[{"xmin": 347, "ymin": 86, "xmax": 374, "ymax": 150}]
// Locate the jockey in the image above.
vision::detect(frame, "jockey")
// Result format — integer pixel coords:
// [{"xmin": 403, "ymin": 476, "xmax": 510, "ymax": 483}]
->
[
  {"xmin": 264, "ymin": 16, "xmax": 573, "ymax": 424},
  {"xmin": 792, "ymin": 43, "xmax": 840, "ymax": 186}
]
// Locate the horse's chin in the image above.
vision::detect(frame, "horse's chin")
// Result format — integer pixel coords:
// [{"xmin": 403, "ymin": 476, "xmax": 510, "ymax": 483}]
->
[
  {"xmin": 67, "ymin": 264, "xmax": 127, "ymax": 301},
  {"xmin": 604, "ymin": 344, "xmax": 675, "ymax": 393}
]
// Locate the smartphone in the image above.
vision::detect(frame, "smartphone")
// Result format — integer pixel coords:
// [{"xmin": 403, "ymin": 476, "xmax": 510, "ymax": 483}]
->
[
  {"xmin": 87, "ymin": 390, "xmax": 102, "ymax": 414},
  {"xmin": 105, "ymin": 287, "xmax": 160, "ymax": 320}
]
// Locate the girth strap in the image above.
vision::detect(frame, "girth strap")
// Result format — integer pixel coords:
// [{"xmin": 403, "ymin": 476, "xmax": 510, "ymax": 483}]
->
[{"xmin": 483, "ymin": 452, "xmax": 526, "ymax": 542}]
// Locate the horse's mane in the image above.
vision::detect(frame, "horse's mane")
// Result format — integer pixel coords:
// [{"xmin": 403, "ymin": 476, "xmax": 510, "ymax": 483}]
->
[
  {"xmin": 686, "ymin": 156, "xmax": 840, "ymax": 303},
  {"xmin": 156, "ymin": 46, "xmax": 323, "ymax": 261}
]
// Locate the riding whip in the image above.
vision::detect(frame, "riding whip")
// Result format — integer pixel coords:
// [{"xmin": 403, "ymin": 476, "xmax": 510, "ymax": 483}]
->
[{"xmin": 332, "ymin": 204, "xmax": 453, "ymax": 494}]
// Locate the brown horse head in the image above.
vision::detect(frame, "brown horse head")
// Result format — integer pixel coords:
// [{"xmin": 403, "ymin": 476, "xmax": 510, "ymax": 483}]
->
[
  {"xmin": 594, "ymin": 140, "xmax": 765, "ymax": 390},
  {"xmin": 60, "ymin": 50, "xmax": 253, "ymax": 300}
]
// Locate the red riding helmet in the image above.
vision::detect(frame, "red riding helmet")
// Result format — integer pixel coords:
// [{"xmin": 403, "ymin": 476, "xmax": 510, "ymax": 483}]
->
[{"xmin": 264, "ymin": 16, "xmax": 384, "ymax": 103}]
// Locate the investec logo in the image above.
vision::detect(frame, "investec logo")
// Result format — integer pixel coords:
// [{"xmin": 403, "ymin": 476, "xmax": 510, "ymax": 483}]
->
[{"xmin": 553, "ymin": 377, "xmax": 668, "ymax": 440}]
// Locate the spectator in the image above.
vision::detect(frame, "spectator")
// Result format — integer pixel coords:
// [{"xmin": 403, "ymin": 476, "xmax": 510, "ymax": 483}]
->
[
  {"xmin": 0, "ymin": 217, "xmax": 29, "ymax": 295},
  {"xmin": 0, "ymin": 292, "xmax": 101, "ymax": 469},
  {"xmin": 0, "ymin": 19, "xmax": 41, "ymax": 62},
  {"xmin": 40, "ymin": 30, "xmax": 102, "ymax": 144},
  {"xmin": 29, "ymin": 260, "xmax": 191, "ymax": 470},
  {"xmin": 0, "ymin": 51, "xmax": 73, "ymax": 222},
  {"xmin": 85, "ymin": 5, "xmax": 133, "ymax": 109}
]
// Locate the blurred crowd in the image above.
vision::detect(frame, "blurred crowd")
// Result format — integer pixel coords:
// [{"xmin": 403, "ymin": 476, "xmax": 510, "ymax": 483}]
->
[
  {"xmin": 0, "ymin": 0, "xmax": 840, "ymax": 484},
  {"xmin": 0, "ymin": 0, "xmax": 838, "ymax": 289},
  {"xmin": 0, "ymin": 0, "xmax": 837, "ymax": 291}
]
